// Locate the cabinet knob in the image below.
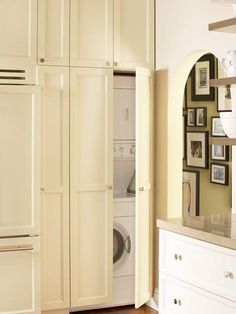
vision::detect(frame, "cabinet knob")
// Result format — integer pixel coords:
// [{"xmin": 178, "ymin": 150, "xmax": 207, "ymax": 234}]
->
[
  {"xmin": 114, "ymin": 62, "xmax": 118, "ymax": 67},
  {"xmin": 40, "ymin": 58, "xmax": 45, "ymax": 63},
  {"xmin": 224, "ymin": 271, "xmax": 234, "ymax": 279},
  {"xmin": 178, "ymin": 255, "xmax": 183, "ymax": 261},
  {"xmin": 106, "ymin": 61, "xmax": 111, "ymax": 66},
  {"xmin": 174, "ymin": 299, "xmax": 178, "ymax": 305},
  {"xmin": 174, "ymin": 254, "xmax": 178, "ymax": 260},
  {"xmin": 40, "ymin": 188, "xmax": 45, "ymax": 191}
]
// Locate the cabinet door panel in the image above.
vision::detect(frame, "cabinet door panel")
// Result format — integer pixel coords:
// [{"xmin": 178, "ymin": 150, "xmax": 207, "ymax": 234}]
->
[
  {"xmin": 0, "ymin": 237, "xmax": 40, "ymax": 314},
  {"xmin": 70, "ymin": 0, "xmax": 113, "ymax": 68},
  {"xmin": 38, "ymin": 0, "xmax": 69, "ymax": 65},
  {"xmin": 40, "ymin": 67, "xmax": 70, "ymax": 310},
  {"xmin": 70, "ymin": 67, "xmax": 113, "ymax": 307},
  {"xmin": 135, "ymin": 68, "xmax": 154, "ymax": 308},
  {"xmin": 114, "ymin": 0, "xmax": 154, "ymax": 70},
  {"xmin": 0, "ymin": 86, "xmax": 40, "ymax": 237},
  {"xmin": 0, "ymin": 0, "xmax": 37, "ymax": 64}
]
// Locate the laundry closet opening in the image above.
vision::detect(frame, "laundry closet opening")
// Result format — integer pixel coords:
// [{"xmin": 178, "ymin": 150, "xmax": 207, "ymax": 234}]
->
[{"xmin": 113, "ymin": 72, "xmax": 136, "ymax": 306}]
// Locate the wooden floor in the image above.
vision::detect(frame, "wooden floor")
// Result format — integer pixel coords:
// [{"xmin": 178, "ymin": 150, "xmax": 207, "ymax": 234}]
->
[{"xmin": 75, "ymin": 305, "xmax": 158, "ymax": 314}]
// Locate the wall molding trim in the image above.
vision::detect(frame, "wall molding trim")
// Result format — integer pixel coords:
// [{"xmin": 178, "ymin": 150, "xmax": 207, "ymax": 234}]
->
[{"xmin": 146, "ymin": 288, "xmax": 159, "ymax": 311}]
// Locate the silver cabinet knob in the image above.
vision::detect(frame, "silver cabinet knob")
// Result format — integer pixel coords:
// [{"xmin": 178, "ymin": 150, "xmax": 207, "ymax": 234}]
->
[
  {"xmin": 174, "ymin": 254, "xmax": 178, "ymax": 260},
  {"xmin": 106, "ymin": 61, "xmax": 111, "ymax": 66},
  {"xmin": 40, "ymin": 58, "xmax": 45, "ymax": 63},
  {"xmin": 178, "ymin": 255, "xmax": 182, "ymax": 261},
  {"xmin": 174, "ymin": 254, "xmax": 183, "ymax": 261},
  {"xmin": 139, "ymin": 187, "xmax": 144, "ymax": 192},
  {"xmin": 224, "ymin": 271, "xmax": 234, "ymax": 279},
  {"xmin": 114, "ymin": 62, "xmax": 118, "ymax": 66}
]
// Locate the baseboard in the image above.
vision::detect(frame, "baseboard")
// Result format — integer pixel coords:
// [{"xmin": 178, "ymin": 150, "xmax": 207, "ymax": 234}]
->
[{"xmin": 146, "ymin": 288, "xmax": 159, "ymax": 311}]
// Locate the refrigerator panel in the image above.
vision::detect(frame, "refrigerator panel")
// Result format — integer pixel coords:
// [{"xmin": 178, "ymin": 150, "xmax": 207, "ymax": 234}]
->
[
  {"xmin": 0, "ymin": 236, "xmax": 40, "ymax": 314},
  {"xmin": 0, "ymin": 85, "xmax": 40, "ymax": 237}
]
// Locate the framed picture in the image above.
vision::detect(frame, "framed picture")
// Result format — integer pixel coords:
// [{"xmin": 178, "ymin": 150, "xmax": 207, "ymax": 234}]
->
[
  {"xmin": 217, "ymin": 62, "xmax": 232, "ymax": 112},
  {"xmin": 191, "ymin": 54, "xmax": 215, "ymax": 101},
  {"xmin": 196, "ymin": 107, "xmax": 207, "ymax": 127},
  {"xmin": 182, "ymin": 170, "xmax": 200, "ymax": 217},
  {"xmin": 187, "ymin": 108, "xmax": 196, "ymax": 126},
  {"xmin": 210, "ymin": 163, "xmax": 229, "ymax": 186},
  {"xmin": 211, "ymin": 116, "xmax": 226, "ymax": 137},
  {"xmin": 186, "ymin": 131, "xmax": 209, "ymax": 169},
  {"xmin": 183, "ymin": 85, "xmax": 187, "ymax": 110},
  {"xmin": 183, "ymin": 115, "xmax": 186, "ymax": 159},
  {"xmin": 211, "ymin": 144, "xmax": 229, "ymax": 161}
]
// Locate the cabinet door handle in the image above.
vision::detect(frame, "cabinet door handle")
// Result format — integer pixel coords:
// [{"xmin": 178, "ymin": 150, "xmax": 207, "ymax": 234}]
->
[
  {"xmin": 106, "ymin": 61, "xmax": 111, "ymax": 66},
  {"xmin": 40, "ymin": 58, "xmax": 45, "ymax": 63},
  {"xmin": 224, "ymin": 271, "xmax": 234, "ymax": 279},
  {"xmin": 114, "ymin": 62, "xmax": 118, "ymax": 66}
]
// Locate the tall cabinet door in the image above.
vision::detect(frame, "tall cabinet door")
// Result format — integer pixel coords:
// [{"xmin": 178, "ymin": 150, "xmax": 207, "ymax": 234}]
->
[
  {"xmin": 114, "ymin": 0, "xmax": 154, "ymax": 70},
  {"xmin": 135, "ymin": 68, "xmax": 154, "ymax": 308},
  {"xmin": 0, "ymin": 0, "xmax": 37, "ymax": 65},
  {"xmin": 0, "ymin": 85, "xmax": 40, "ymax": 237},
  {"xmin": 39, "ymin": 67, "xmax": 70, "ymax": 310},
  {"xmin": 70, "ymin": 0, "xmax": 113, "ymax": 68},
  {"xmin": 70, "ymin": 67, "xmax": 113, "ymax": 307},
  {"xmin": 38, "ymin": 0, "xmax": 70, "ymax": 66}
]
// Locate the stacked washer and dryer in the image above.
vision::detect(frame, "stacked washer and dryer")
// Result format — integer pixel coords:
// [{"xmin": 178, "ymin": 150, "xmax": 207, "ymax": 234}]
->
[{"xmin": 112, "ymin": 74, "xmax": 136, "ymax": 306}]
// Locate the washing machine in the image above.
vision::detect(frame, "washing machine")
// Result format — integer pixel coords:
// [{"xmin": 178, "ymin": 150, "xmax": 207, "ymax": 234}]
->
[{"xmin": 112, "ymin": 141, "xmax": 136, "ymax": 306}]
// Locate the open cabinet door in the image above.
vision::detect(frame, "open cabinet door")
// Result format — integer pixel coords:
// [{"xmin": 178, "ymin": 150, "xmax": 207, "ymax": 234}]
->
[{"xmin": 135, "ymin": 67, "xmax": 154, "ymax": 308}]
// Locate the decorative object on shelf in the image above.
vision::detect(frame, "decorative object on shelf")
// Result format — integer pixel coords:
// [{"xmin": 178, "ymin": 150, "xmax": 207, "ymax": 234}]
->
[
  {"xmin": 211, "ymin": 116, "xmax": 226, "ymax": 137},
  {"xmin": 191, "ymin": 54, "xmax": 215, "ymax": 101},
  {"xmin": 211, "ymin": 144, "xmax": 229, "ymax": 161},
  {"xmin": 221, "ymin": 50, "xmax": 236, "ymax": 77},
  {"xmin": 220, "ymin": 111, "xmax": 236, "ymax": 137},
  {"xmin": 186, "ymin": 131, "xmax": 209, "ymax": 169},
  {"xmin": 183, "ymin": 115, "xmax": 186, "ymax": 159},
  {"xmin": 210, "ymin": 163, "xmax": 229, "ymax": 185},
  {"xmin": 182, "ymin": 170, "xmax": 200, "ymax": 217},
  {"xmin": 211, "ymin": 0, "xmax": 236, "ymax": 17},
  {"xmin": 187, "ymin": 108, "xmax": 196, "ymax": 126},
  {"xmin": 196, "ymin": 107, "xmax": 207, "ymax": 127}
]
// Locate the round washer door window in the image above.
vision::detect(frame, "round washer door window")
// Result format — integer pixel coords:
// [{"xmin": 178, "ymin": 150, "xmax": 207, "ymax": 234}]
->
[{"xmin": 113, "ymin": 222, "xmax": 131, "ymax": 271}]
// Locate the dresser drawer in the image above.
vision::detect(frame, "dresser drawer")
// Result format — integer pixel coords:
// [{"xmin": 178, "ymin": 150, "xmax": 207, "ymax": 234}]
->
[
  {"xmin": 159, "ymin": 274, "xmax": 236, "ymax": 314},
  {"xmin": 159, "ymin": 230, "xmax": 236, "ymax": 301}
]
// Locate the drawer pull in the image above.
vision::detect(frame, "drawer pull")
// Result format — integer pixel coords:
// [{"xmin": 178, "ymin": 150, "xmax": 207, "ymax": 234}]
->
[
  {"xmin": 174, "ymin": 299, "xmax": 182, "ymax": 306},
  {"xmin": 178, "ymin": 299, "xmax": 182, "ymax": 306},
  {"xmin": 174, "ymin": 254, "xmax": 183, "ymax": 261},
  {"xmin": 174, "ymin": 299, "xmax": 178, "ymax": 305},
  {"xmin": 179, "ymin": 255, "xmax": 183, "ymax": 261},
  {"xmin": 174, "ymin": 254, "xmax": 178, "ymax": 260},
  {"xmin": 224, "ymin": 271, "xmax": 234, "ymax": 279}
]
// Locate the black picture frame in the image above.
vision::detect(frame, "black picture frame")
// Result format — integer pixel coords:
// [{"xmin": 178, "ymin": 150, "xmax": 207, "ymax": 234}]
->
[
  {"xmin": 182, "ymin": 169, "xmax": 200, "ymax": 217},
  {"xmin": 186, "ymin": 131, "xmax": 209, "ymax": 169},
  {"xmin": 183, "ymin": 115, "xmax": 186, "ymax": 160},
  {"xmin": 191, "ymin": 54, "xmax": 215, "ymax": 102},
  {"xmin": 195, "ymin": 107, "xmax": 207, "ymax": 127},
  {"xmin": 211, "ymin": 116, "xmax": 226, "ymax": 137},
  {"xmin": 210, "ymin": 163, "xmax": 229, "ymax": 186},
  {"xmin": 210, "ymin": 144, "xmax": 229, "ymax": 161},
  {"xmin": 187, "ymin": 108, "xmax": 196, "ymax": 127}
]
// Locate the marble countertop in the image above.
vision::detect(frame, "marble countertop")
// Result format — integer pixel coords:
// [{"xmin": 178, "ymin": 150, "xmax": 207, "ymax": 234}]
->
[{"xmin": 157, "ymin": 213, "xmax": 236, "ymax": 250}]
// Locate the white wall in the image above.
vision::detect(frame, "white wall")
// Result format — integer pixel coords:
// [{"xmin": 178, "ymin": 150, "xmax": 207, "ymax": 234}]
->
[{"xmin": 155, "ymin": 0, "xmax": 236, "ymax": 219}]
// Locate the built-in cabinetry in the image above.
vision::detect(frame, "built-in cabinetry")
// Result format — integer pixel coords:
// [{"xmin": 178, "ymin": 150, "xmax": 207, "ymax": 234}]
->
[
  {"xmin": 38, "ymin": 0, "xmax": 154, "ymax": 70},
  {"xmin": 159, "ymin": 229, "xmax": 236, "ymax": 314},
  {"xmin": 40, "ymin": 67, "xmax": 70, "ymax": 311},
  {"xmin": 0, "ymin": 0, "xmax": 37, "ymax": 65}
]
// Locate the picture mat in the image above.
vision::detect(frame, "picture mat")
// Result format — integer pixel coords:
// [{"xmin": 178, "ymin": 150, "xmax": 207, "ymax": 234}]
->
[
  {"xmin": 195, "ymin": 61, "xmax": 210, "ymax": 95},
  {"xmin": 187, "ymin": 132, "xmax": 207, "ymax": 168}
]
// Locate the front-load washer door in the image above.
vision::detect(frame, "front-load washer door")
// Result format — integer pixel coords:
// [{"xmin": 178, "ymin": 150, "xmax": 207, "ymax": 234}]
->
[{"xmin": 113, "ymin": 218, "xmax": 135, "ymax": 277}]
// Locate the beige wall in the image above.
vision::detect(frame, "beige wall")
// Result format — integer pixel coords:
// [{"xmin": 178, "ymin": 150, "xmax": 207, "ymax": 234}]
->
[{"xmin": 154, "ymin": 0, "xmax": 236, "ymax": 291}]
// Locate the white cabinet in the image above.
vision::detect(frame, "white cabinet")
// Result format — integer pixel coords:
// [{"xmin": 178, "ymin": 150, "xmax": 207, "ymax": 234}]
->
[
  {"xmin": 159, "ymin": 229, "xmax": 236, "ymax": 314},
  {"xmin": 70, "ymin": 0, "xmax": 113, "ymax": 68},
  {"xmin": 0, "ymin": 0, "xmax": 37, "ymax": 65},
  {"xmin": 39, "ymin": 67, "xmax": 70, "ymax": 311},
  {"xmin": 0, "ymin": 236, "xmax": 40, "ymax": 314},
  {"xmin": 70, "ymin": 0, "xmax": 154, "ymax": 69},
  {"xmin": 70, "ymin": 67, "xmax": 113, "ymax": 307},
  {"xmin": 0, "ymin": 85, "xmax": 40, "ymax": 237},
  {"xmin": 38, "ymin": 0, "xmax": 70, "ymax": 66},
  {"xmin": 114, "ymin": 0, "xmax": 154, "ymax": 70}
]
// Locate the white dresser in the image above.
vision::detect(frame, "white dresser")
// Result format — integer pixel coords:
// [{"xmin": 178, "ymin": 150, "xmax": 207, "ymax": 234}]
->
[{"xmin": 158, "ymin": 214, "xmax": 236, "ymax": 314}]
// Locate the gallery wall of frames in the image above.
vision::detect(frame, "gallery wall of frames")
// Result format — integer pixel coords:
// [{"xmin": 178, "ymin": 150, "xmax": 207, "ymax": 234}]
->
[{"xmin": 182, "ymin": 54, "xmax": 232, "ymax": 217}]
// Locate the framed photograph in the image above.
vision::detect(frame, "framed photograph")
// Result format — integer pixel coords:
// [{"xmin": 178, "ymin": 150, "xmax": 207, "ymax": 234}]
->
[
  {"xmin": 186, "ymin": 131, "xmax": 209, "ymax": 169},
  {"xmin": 211, "ymin": 116, "xmax": 226, "ymax": 137},
  {"xmin": 191, "ymin": 54, "xmax": 215, "ymax": 101},
  {"xmin": 210, "ymin": 163, "xmax": 229, "ymax": 186},
  {"xmin": 183, "ymin": 115, "xmax": 186, "ymax": 159},
  {"xmin": 211, "ymin": 144, "xmax": 229, "ymax": 161},
  {"xmin": 217, "ymin": 63, "xmax": 232, "ymax": 112},
  {"xmin": 196, "ymin": 107, "xmax": 207, "ymax": 127},
  {"xmin": 183, "ymin": 85, "xmax": 187, "ymax": 110},
  {"xmin": 182, "ymin": 170, "xmax": 200, "ymax": 217},
  {"xmin": 187, "ymin": 108, "xmax": 196, "ymax": 126}
]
